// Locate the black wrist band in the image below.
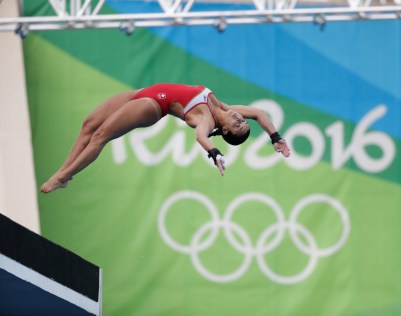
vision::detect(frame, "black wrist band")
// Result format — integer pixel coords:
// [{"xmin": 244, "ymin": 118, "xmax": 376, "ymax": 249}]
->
[
  {"xmin": 208, "ymin": 148, "xmax": 223, "ymax": 165},
  {"xmin": 270, "ymin": 132, "xmax": 282, "ymax": 145}
]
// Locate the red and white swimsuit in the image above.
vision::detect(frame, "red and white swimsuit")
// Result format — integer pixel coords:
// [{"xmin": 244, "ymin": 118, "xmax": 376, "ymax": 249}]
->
[{"xmin": 132, "ymin": 83, "xmax": 214, "ymax": 117}]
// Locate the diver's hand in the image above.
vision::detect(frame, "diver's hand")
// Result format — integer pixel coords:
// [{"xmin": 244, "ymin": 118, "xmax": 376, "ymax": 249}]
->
[
  {"xmin": 208, "ymin": 148, "xmax": 225, "ymax": 176},
  {"xmin": 274, "ymin": 139, "xmax": 291, "ymax": 158}
]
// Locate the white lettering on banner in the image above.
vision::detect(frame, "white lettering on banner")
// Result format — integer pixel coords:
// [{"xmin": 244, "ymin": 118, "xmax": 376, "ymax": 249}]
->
[
  {"xmin": 325, "ymin": 105, "xmax": 395, "ymax": 173},
  {"xmin": 111, "ymin": 115, "xmax": 240, "ymax": 167},
  {"xmin": 111, "ymin": 101, "xmax": 395, "ymax": 173},
  {"xmin": 158, "ymin": 191, "xmax": 351, "ymax": 284}
]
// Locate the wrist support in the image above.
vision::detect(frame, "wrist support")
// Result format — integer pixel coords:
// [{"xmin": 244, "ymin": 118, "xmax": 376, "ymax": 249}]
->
[
  {"xmin": 208, "ymin": 148, "xmax": 224, "ymax": 165},
  {"xmin": 270, "ymin": 132, "xmax": 282, "ymax": 145}
]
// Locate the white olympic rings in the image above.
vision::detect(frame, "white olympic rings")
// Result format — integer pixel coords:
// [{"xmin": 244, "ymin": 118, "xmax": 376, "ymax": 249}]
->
[{"xmin": 158, "ymin": 191, "xmax": 351, "ymax": 285}]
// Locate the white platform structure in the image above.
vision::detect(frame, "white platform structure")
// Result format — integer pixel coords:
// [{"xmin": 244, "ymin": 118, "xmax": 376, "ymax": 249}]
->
[{"xmin": 0, "ymin": 0, "xmax": 400, "ymax": 36}]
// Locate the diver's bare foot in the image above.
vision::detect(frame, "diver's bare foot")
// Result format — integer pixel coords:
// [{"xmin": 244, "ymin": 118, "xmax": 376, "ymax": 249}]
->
[{"xmin": 40, "ymin": 177, "xmax": 69, "ymax": 193}]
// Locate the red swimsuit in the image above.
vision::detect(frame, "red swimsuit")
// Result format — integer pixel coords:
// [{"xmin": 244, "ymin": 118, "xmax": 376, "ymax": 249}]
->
[{"xmin": 132, "ymin": 83, "xmax": 207, "ymax": 117}]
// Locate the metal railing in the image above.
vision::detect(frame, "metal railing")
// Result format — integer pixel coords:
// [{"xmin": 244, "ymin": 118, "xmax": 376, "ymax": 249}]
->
[{"xmin": 1, "ymin": 0, "xmax": 400, "ymax": 37}]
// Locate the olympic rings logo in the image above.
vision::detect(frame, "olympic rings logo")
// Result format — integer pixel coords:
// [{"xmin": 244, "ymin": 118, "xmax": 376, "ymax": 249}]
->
[{"xmin": 158, "ymin": 191, "xmax": 351, "ymax": 285}]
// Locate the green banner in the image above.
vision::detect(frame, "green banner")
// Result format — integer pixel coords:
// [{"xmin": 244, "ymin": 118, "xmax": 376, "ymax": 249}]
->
[{"xmin": 24, "ymin": 2, "xmax": 401, "ymax": 315}]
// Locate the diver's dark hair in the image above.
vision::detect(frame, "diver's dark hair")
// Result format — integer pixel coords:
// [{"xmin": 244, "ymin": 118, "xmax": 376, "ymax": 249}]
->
[{"xmin": 208, "ymin": 128, "xmax": 251, "ymax": 146}]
